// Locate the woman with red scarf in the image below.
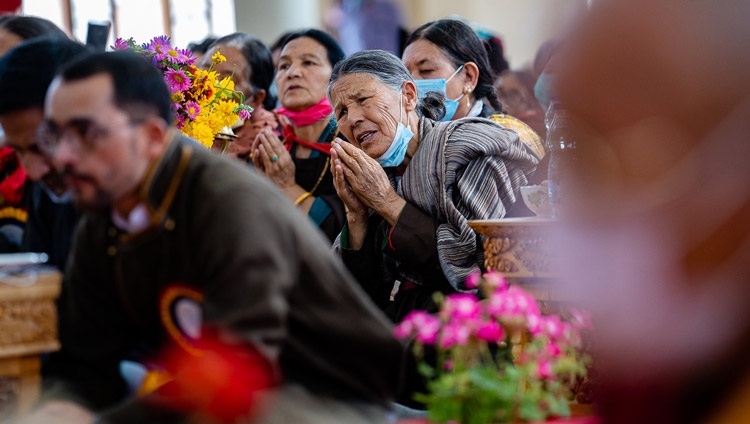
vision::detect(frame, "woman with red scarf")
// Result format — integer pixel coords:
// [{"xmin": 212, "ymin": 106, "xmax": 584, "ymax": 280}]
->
[{"xmin": 251, "ymin": 29, "xmax": 346, "ymax": 242}]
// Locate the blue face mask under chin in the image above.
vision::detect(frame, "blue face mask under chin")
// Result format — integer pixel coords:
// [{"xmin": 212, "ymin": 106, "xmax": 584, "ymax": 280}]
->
[
  {"xmin": 375, "ymin": 89, "xmax": 415, "ymax": 168},
  {"xmin": 414, "ymin": 64, "xmax": 465, "ymax": 121}
]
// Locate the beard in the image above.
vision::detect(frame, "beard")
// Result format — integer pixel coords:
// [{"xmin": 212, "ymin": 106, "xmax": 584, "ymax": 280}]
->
[
  {"xmin": 72, "ymin": 187, "xmax": 114, "ymax": 212},
  {"xmin": 62, "ymin": 165, "xmax": 115, "ymax": 212}
]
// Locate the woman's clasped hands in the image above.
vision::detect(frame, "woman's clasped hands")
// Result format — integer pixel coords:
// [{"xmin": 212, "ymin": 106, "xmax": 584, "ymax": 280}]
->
[
  {"xmin": 330, "ymin": 138, "xmax": 405, "ymax": 225},
  {"xmin": 251, "ymin": 127, "xmax": 296, "ymax": 188}
]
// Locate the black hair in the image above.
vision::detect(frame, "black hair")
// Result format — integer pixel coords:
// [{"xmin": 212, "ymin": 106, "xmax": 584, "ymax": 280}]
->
[
  {"xmin": 279, "ymin": 28, "xmax": 345, "ymax": 69},
  {"xmin": 405, "ymin": 18, "xmax": 504, "ymax": 113},
  {"xmin": 270, "ymin": 30, "xmax": 295, "ymax": 55},
  {"xmin": 0, "ymin": 38, "xmax": 87, "ymax": 115},
  {"xmin": 187, "ymin": 36, "xmax": 217, "ymax": 55},
  {"xmin": 209, "ymin": 32, "xmax": 276, "ymax": 110},
  {"xmin": 57, "ymin": 51, "xmax": 173, "ymax": 124},
  {"xmin": 483, "ymin": 34, "xmax": 510, "ymax": 76},
  {"xmin": 0, "ymin": 15, "xmax": 68, "ymax": 41},
  {"xmin": 329, "ymin": 49, "xmax": 446, "ymax": 121}
]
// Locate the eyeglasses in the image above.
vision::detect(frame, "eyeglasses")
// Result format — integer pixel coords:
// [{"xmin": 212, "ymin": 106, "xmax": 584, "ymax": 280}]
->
[{"xmin": 37, "ymin": 118, "xmax": 144, "ymax": 157}]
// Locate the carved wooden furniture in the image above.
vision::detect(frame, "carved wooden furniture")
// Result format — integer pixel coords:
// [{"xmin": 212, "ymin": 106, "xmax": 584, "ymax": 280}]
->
[
  {"xmin": 469, "ymin": 217, "xmax": 596, "ymax": 412},
  {"xmin": 468, "ymin": 217, "xmax": 561, "ymax": 301},
  {"xmin": 0, "ymin": 270, "xmax": 61, "ymax": 420}
]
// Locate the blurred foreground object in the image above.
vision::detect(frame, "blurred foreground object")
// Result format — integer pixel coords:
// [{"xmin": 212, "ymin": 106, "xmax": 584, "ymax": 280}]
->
[{"xmin": 554, "ymin": 0, "xmax": 750, "ymax": 423}]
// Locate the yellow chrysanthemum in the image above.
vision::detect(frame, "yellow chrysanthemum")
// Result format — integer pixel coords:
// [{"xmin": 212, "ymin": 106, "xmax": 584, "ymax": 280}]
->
[
  {"xmin": 184, "ymin": 121, "xmax": 214, "ymax": 148},
  {"xmin": 171, "ymin": 92, "xmax": 185, "ymax": 103},
  {"xmin": 213, "ymin": 100, "xmax": 237, "ymax": 119},
  {"xmin": 212, "ymin": 51, "xmax": 226, "ymax": 65},
  {"xmin": 217, "ymin": 77, "xmax": 235, "ymax": 95}
]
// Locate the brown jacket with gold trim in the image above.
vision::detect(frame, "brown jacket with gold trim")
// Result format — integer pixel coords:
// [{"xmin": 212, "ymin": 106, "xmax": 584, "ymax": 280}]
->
[{"xmin": 43, "ymin": 133, "xmax": 403, "ymax": 418}]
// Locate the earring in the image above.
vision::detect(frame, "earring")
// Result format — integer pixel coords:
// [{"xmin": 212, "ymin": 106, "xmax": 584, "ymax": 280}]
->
[{"xmin": 466, "ymin": 89, "xmax": 472, "ymax": 108}]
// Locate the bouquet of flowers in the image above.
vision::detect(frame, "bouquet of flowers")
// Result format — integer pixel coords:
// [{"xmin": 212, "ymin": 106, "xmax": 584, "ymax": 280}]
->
[
  {"xmin": 112, "ymin": 36, "xmax": 252, "ymax": 148},
  {"xmin": 395, "ymin": 271, "xmax": 592, "ymax": 424}
]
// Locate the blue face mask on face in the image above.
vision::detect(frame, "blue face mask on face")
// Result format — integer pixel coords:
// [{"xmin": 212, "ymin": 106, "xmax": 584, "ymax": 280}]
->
[
  {"xmin": 414, "ymin": 65, "xmax": 465, "ymax": 121},
  {"xmin": 375, "ymin": 89, "xmax": 415, "ymax": 168}
]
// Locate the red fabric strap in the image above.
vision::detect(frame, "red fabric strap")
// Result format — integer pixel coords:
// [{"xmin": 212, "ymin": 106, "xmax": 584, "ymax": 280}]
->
[{"xmin": 282, "ymin": 125, "xmax": 332, "ymax": 156}]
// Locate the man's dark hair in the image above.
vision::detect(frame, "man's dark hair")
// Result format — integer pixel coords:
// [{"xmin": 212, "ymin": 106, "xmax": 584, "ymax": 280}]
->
[
  {"xmin": 0, "ymin": 14, "xmax": 68, "ymax": 41},
  {"xmin": 57, "ymin": 51, "xmax": 173, "ymax": 124},
  {"xmin": 0, "ymin": 38, "xmax": 87, "ymax": 115},
  {"xmin": 279, "ymin": 28, "xmax": 345, "ymax": 69},
  {"xmin": 405, "ymin": 19, "xmax": 504, "ymax": 113},
  {"xmin": 210, "ymin": 32, "xmax": 276, "ymax": 110}
]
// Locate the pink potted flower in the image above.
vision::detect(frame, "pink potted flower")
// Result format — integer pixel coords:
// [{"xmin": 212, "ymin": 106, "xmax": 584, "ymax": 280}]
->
[{"xmin": 394, "ymin": 271, "xmax": 595, "ymax": 424}]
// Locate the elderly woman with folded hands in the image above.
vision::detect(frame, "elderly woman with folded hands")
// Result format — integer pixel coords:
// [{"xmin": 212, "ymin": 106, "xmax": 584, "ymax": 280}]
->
[{"xmin": 328, "ymin": 50, "xmax": 539, "ymax": 324}]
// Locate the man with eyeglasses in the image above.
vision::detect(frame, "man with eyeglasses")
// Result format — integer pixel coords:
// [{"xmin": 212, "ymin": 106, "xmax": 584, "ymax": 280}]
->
[
  {"xmin": 0, "ymin": 38, "xmax": 87, "ymax": 270},
  {"xmin": 23, "ymin": 51, "xmax": 402, "ymax": 423}
]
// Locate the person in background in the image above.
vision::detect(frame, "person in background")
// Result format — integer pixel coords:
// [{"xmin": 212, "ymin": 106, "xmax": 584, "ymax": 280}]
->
[
  {"xmin": 495, "ymin": 69, "xmax": 547, "ymax": 140},
  {"xmin": 269, "ymin": 30, "xmax": 294, "ymax": 70},
  {"xmin": 324, "ymin": 0, "xmax": 404, "ymax": 56},
  {"xmin": 23, "ymin": 50, "xmax": 401, "ymax": 424},
  {"xmin": 402, "ymin": 18, "xmax": 546, "ymax": 159},
  {"xmin": 0, "ymin": 38, "xmax": 85, "ymax": 269},
  {"xmin": 328, "ymin": 49, "xmax": 538, "ymax": 406},
  {"xmin": 186, "ymin": 35, "xmax": 216, "ymax": 64},
  {"xmin": 199, "ymin": 33, "xmax": 279, "ymax": 162},
  {"xmin": 267, "ymin": 31, "xmax": 295, "ymax": 109},
  {"xmin": 0, "ymin": 14, "xmax": 68, "ymax": 56},
  {"xmin": 250, "ymin": 29, "xmax": 346, "ymax": 243},
  {"xmin": 0, "ymin": 14, "xmax": 71, "ymax": 254},
  {"xmin": 555, "ymin": 0, "xmax": 750, "ymax": 423}
]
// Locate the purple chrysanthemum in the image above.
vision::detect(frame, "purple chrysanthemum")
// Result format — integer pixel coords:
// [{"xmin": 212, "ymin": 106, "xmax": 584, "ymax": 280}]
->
[
  {"xmin": 146, "ymin": 35, "xmax": 172, "ymax": 61},
  {"xmin": 112, "ymin": 37, "xmax": 133, "ymax": 51},
  {"xmin": 165, "ymin": 69, "xmax": 192, "ymax": 94},
  {"xmin": 184, "ymin": 101, "xmax": 200, "ymax": 120}
]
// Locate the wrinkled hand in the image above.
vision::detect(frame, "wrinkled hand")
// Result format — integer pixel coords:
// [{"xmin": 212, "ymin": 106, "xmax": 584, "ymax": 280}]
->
[
  {"xmin": 331, "ymin": 138, "xmax": 367, "ymax": 217},
  {"xmin": 251, "ymin": 128, "xmax": 296, "ymax": 188},
  {"xmin": 331, "ymin": 138, "xmax": 406, "ymax": 224}
]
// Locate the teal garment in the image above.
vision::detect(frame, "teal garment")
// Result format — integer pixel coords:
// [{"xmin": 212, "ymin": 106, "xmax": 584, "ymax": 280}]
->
[{"xmin": 287, "ymin": 118, "xmax": 345, "ymax": 242}]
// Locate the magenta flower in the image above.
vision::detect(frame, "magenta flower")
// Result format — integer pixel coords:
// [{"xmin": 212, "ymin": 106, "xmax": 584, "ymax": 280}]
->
[
  {"xmin": 184, "ymin": 101, "xmax": 200, "ymax": 120},
  {"xmin": 112, "ymin": 37, "xmax": 133, "ymax": 51},
  {"xmin": 545, "ymin": 341, "xmax": 562, "ymax": 358},
  {"xmin": 441, "ymin": 293, "xmax": 480, "ymax": 321},
  {"xmin": 165, "ymin": 69, "xmax": 191, "ymax": 94},
  {"xmin": 146, "ymin": 35, "xmax": 172, "ymax": 61},
  {"xmin": 177, "ymin": 48, "xmax": 196, "ymax": 65},
  {"xmin": 540, "ymin": 315, "xmax": 564, "ymax": 340},
  {"xmin": 465, "ymin": 270, "xmax": 481, "ymax": 289},
  {"xmin": 476, "ymin": 320, "xmax": 505, "ymax": 343},
  {"xmin": 238, "ymin": 109, "xmax": 252, "ymax": 121},
  {"xmin": 487, "ymin": 285, "xmax": 540, "ymax": 322},
  {"xmin": 396, "ymin": 311, "xmax": 440, "ymax": 345},
  {"xmin": 537, "ymin": 360, "xmax": 554, "ymax": 380},
  {"xmin": 482, "ymin": 270, "xmax": 508, "ymax": 292},
  {"xmin": 439, "ymin": 321, "xmax": 471, "ymax": 349}
]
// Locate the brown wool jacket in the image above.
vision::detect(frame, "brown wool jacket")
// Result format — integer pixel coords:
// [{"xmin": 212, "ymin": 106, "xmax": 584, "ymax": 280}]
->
[{"xmin": 43, "ymin": 133, "xmax": 403, "ymax": 420}]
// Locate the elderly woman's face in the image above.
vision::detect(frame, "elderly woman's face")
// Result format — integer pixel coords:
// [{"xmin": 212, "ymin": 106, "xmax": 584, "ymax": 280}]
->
[
  {"xmin": 275, "ymin": 37, "xmax": 333, "ymax": 111},
  {"xmin": 330, "ymin": 73, "xmax": 403, "ymax": 159}
]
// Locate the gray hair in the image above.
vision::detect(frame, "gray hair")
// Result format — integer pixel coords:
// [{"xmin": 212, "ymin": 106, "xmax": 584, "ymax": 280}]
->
[{"xmin": 328, "ymin": 49, "xmax": 446, "ymax": 120}]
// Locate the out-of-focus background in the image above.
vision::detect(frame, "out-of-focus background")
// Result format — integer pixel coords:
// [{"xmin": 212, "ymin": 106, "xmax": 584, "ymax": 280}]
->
[{"xmin": 18, "ymin": 0, "xmax": 586, "ymax": 70}]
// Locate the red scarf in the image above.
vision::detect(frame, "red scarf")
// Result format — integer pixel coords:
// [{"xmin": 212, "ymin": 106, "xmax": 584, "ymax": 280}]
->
[
  {"xmin": 276, "ymin": 98, "xmax": 333, "ymax": 127},
  {"xmin": 282, "ymin": 125, "xmax": 332, "ymax": 155}
]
